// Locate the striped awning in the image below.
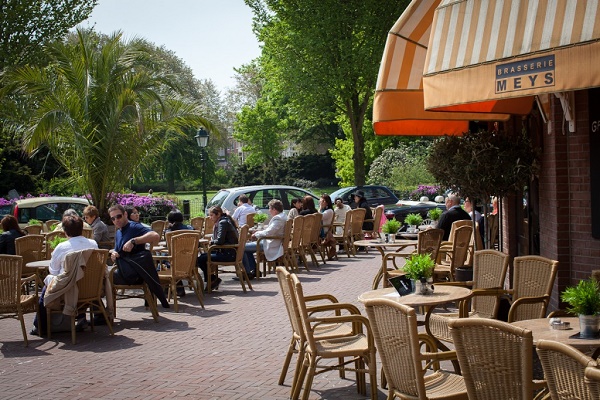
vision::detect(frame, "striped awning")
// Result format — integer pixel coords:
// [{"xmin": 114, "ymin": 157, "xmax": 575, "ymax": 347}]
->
[
  {"xmin": 423, "ymin": 0, "xmax": 600, "ymax": 112},
  {"xmin": 373, "ymin": 0, "xmax": 511, "ymax": 136}
]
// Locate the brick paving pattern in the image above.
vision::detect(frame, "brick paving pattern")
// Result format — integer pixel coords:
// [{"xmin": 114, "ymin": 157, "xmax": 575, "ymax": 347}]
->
[{"xmin": 1, "ymin": 252, "xmax": 400, "ymax": 399}]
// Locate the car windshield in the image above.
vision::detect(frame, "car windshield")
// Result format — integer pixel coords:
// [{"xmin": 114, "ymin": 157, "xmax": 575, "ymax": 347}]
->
[{"xmin": 207, "ymin": 190, "xmax": 230, "ymax": 209}]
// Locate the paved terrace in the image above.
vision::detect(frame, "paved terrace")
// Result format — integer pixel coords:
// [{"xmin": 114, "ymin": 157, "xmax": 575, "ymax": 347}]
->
[{"xmin": 1, "ymin": 251, "xmax": 404, "ymax": 400}]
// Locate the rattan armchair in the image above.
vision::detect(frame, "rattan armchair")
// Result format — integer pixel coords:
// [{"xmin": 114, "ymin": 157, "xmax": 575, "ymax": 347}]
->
[
  {"xmin": 362, "ymin": 205, "xmax": 384, "ymax": 240},
  {"xmin": 44, "ymin": 230, "xmax": 67, "ymax": 260},
  {"xmin": 44, "ymin": 219, "xmax": 60, "ymax": 232},
  {"xmin": 206, "ymin": 224, "xmax": 252, "ymax": 293},
  {"xmin": 350, "ymin": 208, "xmax": 367, "ymax": 251},
  {"xmin": 15, "ymin": 234, "xmax": 45, "ymax": 279},
  {"xmin": 448, "ymin": 318, "xmax": 547, "ymax": 399},
  {"xmin": 428, "ymin": 249, "xmax": 509, "ymax": 344},
  {"xmin": 151, "ymin": 220, "xmax": 166, "ymax": 240},
  {"xmin": 288, "ymin": 216, "xmax": 304, "ymax": 273},
  {"xmin": 298, "ymin": 215, "xmax": 314, "ymax": 270},
  {"xmin": 536, "ymin": 339, "xmax": 597, "ymax": 400},
  {"xmin": 433, "ymin": 225, "xmax": 472, "ymax": 282},
  {"xmin": 190, "ymin": 216, "xmax": 204, "ymax": 231},
  {"xmin": 0, "ymin": 255, "xmax": 38, "ymax": 346},
  {"xmin": 256, "ymin": 218, "xmax": 292, "ymax": 278},
  {"xmin": 291, "ymin": 273, "xmax": 377, "ymax": 400},
  {"xmin": 276, "ymin": 267, "xmax": 356, "ymax": 397},
  {"xmin": 584, "ymin": 366, "xmax": 600, "ymax": 398},
  {"xmin": 364, "ymin": 298, "xmax": 467, "ymax": 400},
  {"xmin": 158, "ymin": 231, "xmax": 204, "ymax": 312},
  {"xmin": 307, "ymin": 213, "xmax": 325, "ymax": 266},
  {"xmin": 24, "ymin": 224, "xmax": 43, "ymax": 235},
  {"xmin": 332, "ymin": 212, "xmax": 353, "ymax": 258},
  {"xmin": 47, "ymin": 249, "xmax": 113, "ymax": 344}
]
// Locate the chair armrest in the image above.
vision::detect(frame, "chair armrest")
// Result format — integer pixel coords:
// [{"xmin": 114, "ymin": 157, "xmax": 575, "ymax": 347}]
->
[
  {"xmin": 208, "ymin": 244, "xmax": 238, "ymax": 251},
  {"xmin": 434, "ymin": 281, "xmax": 473, "ymax": 288},
  {"xmin": 307, "ymin": 302, "xmax": 362, "ymax": 316},
  {"xmin": 508, "ymin": 295, "xmax": 550, "ymax": 322},
  {"xmin": 309, "ymin": 314, "xmax": 372, "ymax": 338},
  {"xmin": 305, "ymin": 294, "xmax": 340, "ymax": 303}
]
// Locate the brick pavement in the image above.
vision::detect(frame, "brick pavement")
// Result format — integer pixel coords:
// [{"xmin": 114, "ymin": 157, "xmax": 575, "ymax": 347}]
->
[{"xmin": 0, "ymin": 251, "xmax": 401, "ymax": 400}]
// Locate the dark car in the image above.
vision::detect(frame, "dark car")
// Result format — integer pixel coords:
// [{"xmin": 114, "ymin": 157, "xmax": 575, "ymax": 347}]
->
[
  {"xmin": 384, "ymin": 200, "xmax": 446, "ymax": 225},
  {"xmin": 329, "ymin": 185, "xmax": 399, "ymax": 208}
]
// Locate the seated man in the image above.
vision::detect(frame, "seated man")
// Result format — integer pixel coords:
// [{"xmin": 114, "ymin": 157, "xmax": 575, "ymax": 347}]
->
[
  {"xmin": 231, "ymin": 194, "xmax": 255, "ymax": 226},
  {"xmin": 437, "ymin": 193, "xmax": 471, "ymax": 240},
  {"xmin": 243, "ymin": 199, "xmax": 287, "ymax": 279},
  {"xmin": 31, "ymin": 214, "xmax": 98, "ymax": 336}
]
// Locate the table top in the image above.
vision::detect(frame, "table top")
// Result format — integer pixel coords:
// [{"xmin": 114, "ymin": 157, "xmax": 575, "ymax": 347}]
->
[
  {"xmin": 511, "ymin": 317, "xmax": 600, "ymax": 349},
  {"xmin": 354, "ymin": 239, "xmax": 417, "ymax": 249},
  {"xmin": 358, "ymin": 285, "xmax": 472, "ymax": 307},
  {"xmin": 26, "ymin": 259, "xmax": 51, "ymax": 269}
]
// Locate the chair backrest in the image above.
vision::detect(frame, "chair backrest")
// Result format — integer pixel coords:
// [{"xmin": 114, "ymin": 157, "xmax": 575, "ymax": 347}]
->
[
  {"xmin": 169, "ymin": 231, "xmax": 201, "ymax": 277},
  {"xmin": 416, "ymin": 228, "xmax": 443, "ymax": 261},
  {"xmin": 0, "ymin": 255, "xmax": 23, "ymax": 307},
  {"xmin": 151, "ymin": 220, "xmax": 166, "ymax": 239},
  {"xmin": 44, "ymin": 219, "xmax": 60, "ymax": 232},
  {"xmin": 350, "ymin": 208, "xmax": 366, "ymax": 238},
  {"xmin": 510, "ymin": 255, "xmax": 559, "ymax": 322},
  {"xmin": 45, "ymin": 230, "xmax": 67, "ymax": 260},
  {"xmin": 449, "ymin": 318, "xmax": 535, "ymax": 400},
  {"xmin": 203, "ymin": 217, "xmax": 214, "ymax": 236},
  {"xmin": 310, "ymin": 213, "xmax": 322, "ymax": 244},
  {"xmin": 363, "ymin": 298, "xmax": 427, "ymax": 398},
  {"xmin": 15, "ymin": 235, "xmax": 44, "ymax": 265},
  {"xmin": 585, "ymin": 366, "xmax": 600, "ymax": 398},
  {"xmin": 245, "ymin": 213, "xmax": 256, "ymax": 228},
  {"xmin": 190, "ymin": 216, "xmax": 204, "ymax": 231},
  {"xmin": 369, "ymin": 205, "xmax": 384, "ymax": 233},
  {"xmin": 448, "ymin": 219, "xmax": 472, "ymax": 243},
  {"xmin": 300, "ymin": 215, "xmax": 313, "ymax": 246},
  {"xmin": 290, "ymin": 216, "xmax": 304, "ymax": 249},
  {"xmin": 449, "ymin": 225, "xmax": 472, "ymax": 274},
  {"xmin": 82, "ymin": 227, "xmax": 93, "ymax": 239},
  {"xmin": 536, "ymin": 339, "xmax": 597, "ymax": 400},
  {"xmin": 290, "ymin": 273, "xmax": 321, "ymax": 354},
  {"xmin": 235, "ymin": 225, "xmax": 249, "ymax": 263},
  {"xmin": 470, "ymin": 250, "xmax": 509, "ymax": 318},
  {"xmin": 24, "ymin": 224, "xmax": 43, "ymax": 235},
  {"xmin": 74, "ymin": 249, "xmax": 109, "ymax": 301},
  {"xmin": 282, "ymin": 218, "xmax": 293, "ymax": 249},
  {"xmin": 276, "ymin": 267, "xmax": 305, "ymax": 344},
  {"xmin": 487, "ymin": 213, "xmax": 499, "ymax": 248}
]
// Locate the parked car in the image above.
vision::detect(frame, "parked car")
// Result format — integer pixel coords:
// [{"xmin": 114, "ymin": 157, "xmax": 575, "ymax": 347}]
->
[
  {"xmin": 11, "ymin": 196, "xmax": 91, "ymax": 228},
  {"xmin": 206, "ymin": 185, "xmax": 319, "ymax": 216},
  {"xmin": 0, "ymin": 204, "xmax": 12, "ymax": 216},
  {"xmin": 329, "ymin": 185, "xmax": 399, "ymax": 208},
  {"xmin": 384, "ymin": 200, "xmax": 446, "ymax": 225}
]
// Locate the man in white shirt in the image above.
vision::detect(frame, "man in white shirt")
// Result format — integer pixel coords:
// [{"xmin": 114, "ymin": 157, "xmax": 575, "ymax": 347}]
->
[
  {"xmin": 231, "ymin": 194, "xmax": 256, "ymax": 226},
  {"xmin": 242, "ymin": 199, "xmax": 287, "ymax": 279},
  {"xmin": 32, "ymin": 215, "xmax": 98, "ymax": 336}
]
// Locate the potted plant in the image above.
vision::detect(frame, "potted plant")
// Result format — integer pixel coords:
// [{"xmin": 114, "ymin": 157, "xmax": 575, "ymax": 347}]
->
[
  {"xmin": 254, "ymin": 212, "xmax": 268, "ymax": 228},
  {"xmin": 561, "ymin": 279, "xmax": 600, "ymax": 338},
  {"xmin": 381, "ymin": 219, "xmax": 401, "ymax": 243},
  {"xmin": 404, "ymin": 213, "xmax": 423, "ymax": 233},
  {"xmin": 28, "ymin": 218, "xmax": 42, "ymax": 226},
  {"xmin": 427, "ymin": 208, "xmax": 442, "ymax": 226},
  {"xmin": 402, "ymin": 253, "xmax": 435, "ymax": 294},
  {"xmin": 49, "ymin": 236, "xmax": 68, "ymax": 250}
]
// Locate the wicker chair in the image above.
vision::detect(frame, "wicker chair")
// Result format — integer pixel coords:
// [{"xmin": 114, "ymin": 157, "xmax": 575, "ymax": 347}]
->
[
  {"xmin": 362, "ymin": 205, "xmax": 384, "ymax": 240},
  {"xmin": 0, "ymin": 255, "xmax": 38, "ymax": 347},
  {"xmin": 109, "ymin": 259, "xmax": 160, "ymax": 323},
  {"xmin": 307, "ymin": 213, "xmax": 325, "ymax": 266},
  {"xmin": 158, "ymin": 231, "xmax": 204, "ymax": 312},
  {"xmin": 584, "ymin": 366, "xmax": 600, "ymax": 398},
  {"xmin": 298, "ymin": 215, "xmax": 314, "ymax": 270},
  {"xmin": 44, "ymin": 230, "xmax": 67, "ymax": 260},
  {"xmin": 433, "ymin": 225, "xmax": 472, "ymax": 282},
  {"xmin": 437, "ymin": 220, "xmax": 472, "ymax": 262},
  {"xmin": 24, "ymin": 224, "xmax": 43, "ymax": 235},
  {"xmin": 291, "ymin": 273, "xmax": 377, "ymax": 400},
  {"xmin": 276, "ymin": 267, "xmax": 355, "ymax": 397},
  {"xmin": 15, "ymin": 234, "xmax": 45, "ymax": 279},
  {"xmin": 151, "ymin": 220, "xmax": 166, "ymax": 241},
  {"xmin": 82, "ymin": 227, "xmax": 93, "ymax": 239},
  {"xmin": 256, "ymin": 218, "xmax": 292, "ymax": 278},
  {"xmin": 190, "ymin": 216, "xmax": 204, "ymax": 231},
  {"xmin": 448, "ymin": 318, "xmax": 547, "ymax": 399},
  {"xmin": 350, "ymin": 208, "xmax": 367, "ymax": 251},
  {"xmin": 47, "ymin": 249, "xmax": 113, "ymax": 344},
  {"xmin": 536, "ymin": 339, "xmax": 597, "ymax": 400},
  {"xmin": 428, "ymin": 249, "xmax": 509, "ymax": 344},
  {"xmin": 203, "ymin": 217, "xmax": 214, "ymax": 238},
  {"xmin": 332, "ymin": 212, "xmax": 354, "ymax": 258},
  {"xmin": 44, "ymin": 219, "xmax": 60, "ymax": 232},
  {"xmin": 288, "ymin": 216, "xmax": 304, "ymax": 273},
  {"xmin": 384, "ymin": 228, "xmax": 444, "ymax": 286},
  {"xmin": 364, "ymin": 298, "xmax": 467, "ymax": 400},
  {"xmin": 245, "ymin": 213, "xmax": 256, "ymax": 228},
  {"xmin": 206, "ymin": 224, "xmax": 252, "ymax": 293}
]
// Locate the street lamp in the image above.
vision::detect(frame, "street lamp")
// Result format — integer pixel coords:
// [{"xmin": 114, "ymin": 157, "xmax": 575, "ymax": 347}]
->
[{"xmin": 195, "ymin": 127, "xmax": 210, "ymax": 209}]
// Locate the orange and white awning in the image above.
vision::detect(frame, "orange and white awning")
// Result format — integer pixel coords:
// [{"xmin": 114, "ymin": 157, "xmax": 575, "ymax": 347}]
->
[
  {"xmin": 373, "ymin": 0, "xmax": 511, "ymax": 136},
  {"xmin": 423, "ymin": 0, "xmax": 600, "ymax": 112}
]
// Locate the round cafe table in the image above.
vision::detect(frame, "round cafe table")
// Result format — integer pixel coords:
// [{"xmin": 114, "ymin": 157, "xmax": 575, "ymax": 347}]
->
[
  {"xmin": 353, "ymin": 239, "xmax": 417, "ymax": 289},
  {"xmin": 26, "ymin": 259, "xmax": 51, "ymax": 271}
]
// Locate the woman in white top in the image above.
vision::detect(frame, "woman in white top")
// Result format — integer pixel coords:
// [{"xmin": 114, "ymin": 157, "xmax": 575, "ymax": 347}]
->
[
  {"xmin": 319, "ymin": 194, "xmax": 335, "ymax": 233},
  {"xmin": 287, "ymin": 198, "xmax": 303, "ymax": 219}
]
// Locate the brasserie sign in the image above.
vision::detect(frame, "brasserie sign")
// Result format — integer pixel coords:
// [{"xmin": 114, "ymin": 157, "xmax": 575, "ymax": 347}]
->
[{"xmin": 495, "ymin": 55, "xmax": 555, "ymax": 94}]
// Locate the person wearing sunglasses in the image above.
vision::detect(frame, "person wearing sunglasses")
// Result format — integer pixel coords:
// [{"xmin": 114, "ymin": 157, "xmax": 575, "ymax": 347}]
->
[{"xmin": 108, "ymin": 204, "xmax": 169, "ymax": 308}]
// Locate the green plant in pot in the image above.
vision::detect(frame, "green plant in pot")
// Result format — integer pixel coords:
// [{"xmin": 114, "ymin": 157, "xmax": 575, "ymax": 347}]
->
[
  {"xmin": 28, "ymin": 218, "xmax": 42, "ymax": 226},
  {"xmin": 49, "ymin": 236, "xmax": 68, "ymax": 250},
  {"xmin": 561, "ymin": 279, "xmax": 600, "ymax": 338},
  {"xmin": 427, "ymin": 208, "xmax": 442, "ymax": 222},
  {"xmin": 381, "ymin": 219, "xmax": 401, "ymax": 243},
  {"xmin": 403, "ymin": 253, "xmax": 435, "ymax": 294},
  {"xmin": 404, "ymin": 213, "xmax": 423, "ymax": 233},
  {"xmin": 254, "ymin": 213, "xmax": 268, "ymax": 227}
]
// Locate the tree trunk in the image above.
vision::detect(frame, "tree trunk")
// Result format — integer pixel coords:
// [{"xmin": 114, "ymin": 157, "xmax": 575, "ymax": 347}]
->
[{"xmin": 346, "ymin": 92, "xmax": 370, "ymax": 186}]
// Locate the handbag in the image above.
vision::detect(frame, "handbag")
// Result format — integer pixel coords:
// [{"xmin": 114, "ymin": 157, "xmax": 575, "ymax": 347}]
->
[{"xmin": 116, "ymin": 250, "xmax": 154, "ymax": 285}]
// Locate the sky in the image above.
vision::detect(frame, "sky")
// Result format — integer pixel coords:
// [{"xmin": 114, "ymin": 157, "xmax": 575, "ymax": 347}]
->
[{"xmin": 83, "ymin": 0, "xmax": 262, "ymax": 93}]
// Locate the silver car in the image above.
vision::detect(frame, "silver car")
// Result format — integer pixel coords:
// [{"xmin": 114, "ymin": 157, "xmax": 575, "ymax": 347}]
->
[{"xmin": 206, "ymin": 185, "xmax": 318, "ymax": 216}]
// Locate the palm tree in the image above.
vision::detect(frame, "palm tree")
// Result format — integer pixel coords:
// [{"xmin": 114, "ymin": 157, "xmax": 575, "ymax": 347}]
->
[{"xmin": 3, "ymin": 28, "xmax": 214, "ymax": 214}]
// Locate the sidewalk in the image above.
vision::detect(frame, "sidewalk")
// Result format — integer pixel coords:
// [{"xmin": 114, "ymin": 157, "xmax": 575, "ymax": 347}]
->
[{"xmin": 1, "ymin": 251, "xmax": 391, "ymax": 400}]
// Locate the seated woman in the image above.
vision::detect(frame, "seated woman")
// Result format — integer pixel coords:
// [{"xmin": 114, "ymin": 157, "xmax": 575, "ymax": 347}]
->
[
  {"xmin": 287, "ymin": 198, "xmax": 303, "ymax": 219},
  {"xmin": 353, "ymin": 190, "xmax": 373, "ymax": 230},
  {"xmin": 165, "ymin": 210, "xmax": 192, "ymax": 232},
  {"xmin": 319, "ymin": 194, "xmax": 337, "ymax": 259},
  {"xmin": 0, "ymin": 215, "xmax": 25, "ymax": 255},
  {"xmin": 197, "ymin": 206, "xmax": 238, "ymax": 291},
  {"xmin": 299, "ymin": 195, "xmax": 318, "ymax": 215}
]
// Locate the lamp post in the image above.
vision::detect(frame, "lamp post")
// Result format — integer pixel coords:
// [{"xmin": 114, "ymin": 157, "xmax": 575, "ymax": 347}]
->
[{"xmin": 195, "ymin": 127, "xmax": 210, "ymax": 210}]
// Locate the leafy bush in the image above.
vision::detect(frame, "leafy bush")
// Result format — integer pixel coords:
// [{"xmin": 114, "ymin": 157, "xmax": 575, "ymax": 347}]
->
[
  {"xmin": 108, "ymin": 193, "xmax": 177, "ymax": 222},
  {"xmin": 410, "ymin": 185, "xmax": 443, "ymax": 201}
]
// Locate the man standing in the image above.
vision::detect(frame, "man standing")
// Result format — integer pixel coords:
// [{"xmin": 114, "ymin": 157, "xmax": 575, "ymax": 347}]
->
[
  {"xmin": 31, "ymin": 214, "xmax": 98, "ymax": 335},
  {"xmin": 231, "ymin": 194, "xmax": 255, "ymax": 226},
  {"xmin": 437, "ymin": 193, "xmax": 471, "ymax": 240},
  {"xmin": 108, "ymin": 204, "xmax": 169, "ymax": 308},
  {"xmin": 243, "ymin": 199, "xmax": 287, "ymax": 279}
]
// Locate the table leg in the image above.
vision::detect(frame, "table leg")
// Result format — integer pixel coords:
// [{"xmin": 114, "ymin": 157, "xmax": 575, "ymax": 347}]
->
[{"xmin": 371, "ymin": 247, "xmax": 387, "ymax": 290}]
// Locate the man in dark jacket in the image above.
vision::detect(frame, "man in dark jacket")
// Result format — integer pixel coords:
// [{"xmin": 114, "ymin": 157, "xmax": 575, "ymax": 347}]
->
[{"xmin": 437, "ymin": 193, "xmax": 471, "ymax": 240}]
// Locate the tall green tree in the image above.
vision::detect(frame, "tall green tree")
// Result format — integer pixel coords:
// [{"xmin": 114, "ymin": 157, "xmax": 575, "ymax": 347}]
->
[
  {"xmin": 245, "ymin": 0, "xmax": 409, "ymax": 185},
  {"xmin": 2, "ymin": 28, "xmax": 213, "ymax": 213}
]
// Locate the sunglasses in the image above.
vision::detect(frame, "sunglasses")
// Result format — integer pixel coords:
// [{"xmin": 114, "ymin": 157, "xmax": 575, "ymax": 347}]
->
[{"xmin": 111, "ymin": 214, "xmax": 123, "ymax": 221}]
